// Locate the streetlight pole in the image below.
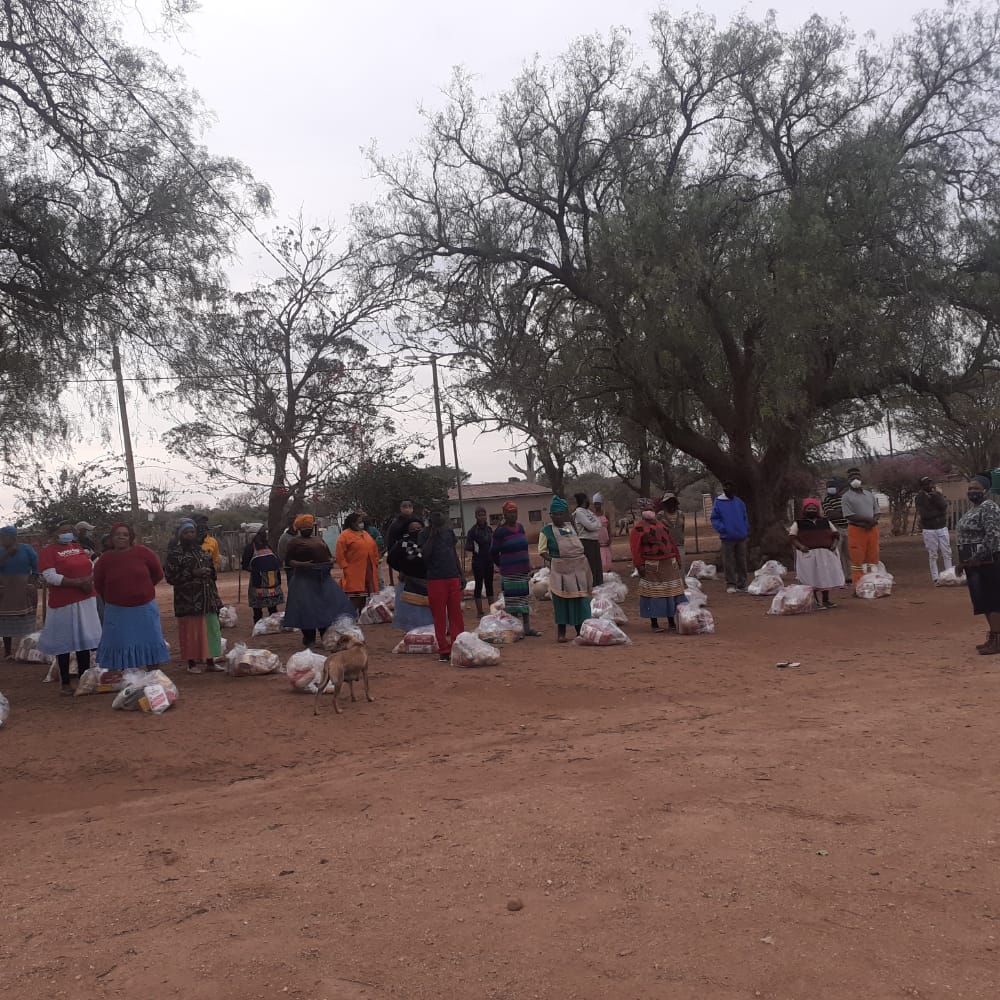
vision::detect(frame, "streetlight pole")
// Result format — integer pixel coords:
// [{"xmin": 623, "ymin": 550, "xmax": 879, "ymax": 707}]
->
[
  {"xmin": 449, "ymin": 409, "xmax": 467, "ymax": 571},
  {"xmin": 430, "ymin": 354, "xmax": 447, "ymax": 470}
]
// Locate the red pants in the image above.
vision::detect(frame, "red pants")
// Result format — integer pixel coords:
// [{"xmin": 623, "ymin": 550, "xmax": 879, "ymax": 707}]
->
[{"xmin": 426, "ymin": 577, "xmax": 465, "ymax": 655}]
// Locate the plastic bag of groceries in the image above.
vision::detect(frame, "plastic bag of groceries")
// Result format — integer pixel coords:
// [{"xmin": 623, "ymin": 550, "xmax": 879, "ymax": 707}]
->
[
  {"xmin": 251, "ymin": 612, "xmax": 284, "ymax": 636},
  {"xmin": 74, "ymin": 666, "xmax": 126, "ymax": 696},
  {"xmin": 477, "ymin": 611, "xmax": 525, "ymax": 645},
  {"xmin": 590, "ymin": 596, "xmax": 628, "ymax": 624},
  {"xmin": 603, "ymin": 571, "xmax": 624, "ymax": 586},
  {"xmin": 323, "ymin": 617, "xmax": 364, "ymax": 647},
  {"xmin": 285, "ymin": 650, "xmax": 328, "ymax": 691},
  {"xmin": 464, "ymin": 579, "xmax": 476, "ymax": 595},
  {"xmin": 856, "ymin": 572, "xmax": 893, "ymax": 600},
  {"xmin": 489, "ymin": 595, "xmax": 506, "ymax": 614},
  {"xmin": 218, "ymin": 605, "xmax": 238, "ymax": 628},
  {"xmin": 450, "ymin": 631, "xmax": 501, "ymax": 667},
  {"xmin": 937, "ymin": 566, "xmax": 966, "ymax": 586},
  {"xmin": 15, "ymin": 632, "xmax": 52, "ymax": 664},
  {"xmin": 684, "ymin": 588, "xmax": 708, "ymax": 609},
  {"xmin": 684, "ymin": 575, "xmax": 703, "ymax": 593},
  {"xmin": 755, "ymin": 560, "xmax": 788, "ymax": 579},
  {"xmin": 530, "ymin": 567, "xmax": 551, "ymax": 600},
  {"xmin": 226, "ymin": 643, "xmax": 281, "ymax": 677},
  {"xmin": 359, "ymin": 587, "xmax": 394, "ymax": 625},
  {"xmin": 687, "ymin": 560, "xmax": 717, "ymax": 580},
  {"xmin": 747, "ymin": 573, "xmax": 783, "ymax": 596},
  {"xmin": 592, "ymin": 580, "xmax": 628, "ymax": 604},
  {"xmin": 111, "ymin": 669, "xmax": 178, "ymax": 713},
  {"xmin": 0, "ymin": 692, "xmax": 9, "ymax": 728},
  {"xmin": 392, "ymin": 625, "xmax": 440, "ymax": 654},
  {"xmin": 767, "ymin": 585, "xmax": 817, "ymax": 615},
  {"xmin": 676, "ymin": 605, "xmax": 716, "ymax": 635},
  {"xmin": 875, "ymin": 561, "xmax": 893, "ymax": 579},
  {"xmin": 574, "ymin": 618, "xmax": 631, "ymax": 646}
]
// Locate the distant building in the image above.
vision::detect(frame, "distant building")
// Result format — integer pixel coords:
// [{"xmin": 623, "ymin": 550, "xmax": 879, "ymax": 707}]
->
[{"xmin": 447, "ymin": 481, "xmax": 555, "ymax": 542}]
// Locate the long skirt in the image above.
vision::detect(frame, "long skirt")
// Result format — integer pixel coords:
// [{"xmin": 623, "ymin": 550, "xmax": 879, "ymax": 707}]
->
[
  {"xmin": 552, "ymin": 595, "xmax": 592, "ymax": 628},
  {"xmin": 97, "ymin": 600, "xmax": 170, "ymax": 670},
  {"xmin": 393, "ymin": 580, "xmax": 434, "ymax": 631},
  {"xmin": 600, "ymin": 544, "xmax": 612, "ymax": 572},
  {"xmin": 205, "ymin": 613, "xmax": 222, "ymax": 658},
  {"xmin": 37, "ymin": 598, "xmax": 102, "ymax": 656},
  {"xmin": 795, "ymin": 547, "xmax": 845, "ymax": 590},
  {"xmin": 500, "ymin": 572, "xmax": 531, "ymax": 615},
  {"xmin": 283, "ymin": 564, "xmax": 356, "ymax": 631},
  {"xmin": 640, "ymin": 595, "xmax": 688, "ymax": 619},
  {"xmin": 248, "ymin": 584, "xmax": 284, "ymax": 609},
  {"xmin": 177, "ymin": 615, "xmax": 209, "ymax": 661},
  {"xmin": 0, "ymin": 574, "xmax": 38, "ymax": 639},
  {"xmin": 638, "ymin": 557, "xmax": 686, "ymax": 622},
  {"xmin": 967, "ymin": 563, "xmax": 1000, "ymax": 616}
]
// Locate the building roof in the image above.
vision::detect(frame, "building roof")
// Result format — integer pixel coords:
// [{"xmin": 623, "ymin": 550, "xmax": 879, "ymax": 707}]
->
[{"xmin": 448, "ymin": 481, "xmax": 553, "ymax": 502}]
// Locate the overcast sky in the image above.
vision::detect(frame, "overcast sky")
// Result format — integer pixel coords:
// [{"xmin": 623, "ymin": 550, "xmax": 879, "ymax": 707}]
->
[{"xmin": 1, "ymin": 0, "xmax": 943, "ymax": 518}]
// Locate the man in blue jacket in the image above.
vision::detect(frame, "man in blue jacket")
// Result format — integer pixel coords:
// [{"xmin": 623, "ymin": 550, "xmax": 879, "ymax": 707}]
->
[{"xmin": 711, "ymin": 482, "xmax": 750, "ymax": 593}]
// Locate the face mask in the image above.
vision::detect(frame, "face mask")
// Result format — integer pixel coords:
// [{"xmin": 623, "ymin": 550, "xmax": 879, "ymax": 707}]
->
[
  {"xmin": 969, "ymin": 492, "xmax": 986, "ymax": 505},
  {"xmin": 826, "ymin": 487, "xmax": 837, "ymax": 495},
  {"xmin": 850, "ymin": 479, "xmax": 862, "ymax": 489},
  {"xmin": 58, "ymin": 532, "xmax": 75, "ymax": 543}
]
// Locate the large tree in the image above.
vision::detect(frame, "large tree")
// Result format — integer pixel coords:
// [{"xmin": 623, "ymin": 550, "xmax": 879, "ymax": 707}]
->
[
  {"xmin": 367, "ymin": 5, "xmax": 1000, "ymax": 543},
  {"xmin": 164, "ymin": 221, "xmax": 399, "ymax": 545}
]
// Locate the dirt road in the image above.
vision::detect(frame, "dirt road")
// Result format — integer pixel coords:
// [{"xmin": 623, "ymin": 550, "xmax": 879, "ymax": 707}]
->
[{"xmin": 1, "ymin": 536, "xmax": 998, "ymax": 999}]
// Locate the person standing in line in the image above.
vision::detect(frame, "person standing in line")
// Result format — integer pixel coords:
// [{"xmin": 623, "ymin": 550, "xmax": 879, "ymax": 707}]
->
[
  {"xmin": 710, "ymin": 482, "xmax": 750, "ymax": 593},
  {"xmin": 276, "ymin": 515, "xmax": 298, "ymax": 566},
  {"xmin": 164, "ymin": 518, "xmax": 224, "ymax": 674},
  {"xmin": 387, "ymin": 519, "xmax": 435, "ymax": 632},
  {"xmin": 539, "ymin": 497, "xmax": 592, "ymax": 643},
  {"xmin": 656, "ymin": 492, "xmax": 686, "ymax": 575},
  {"xmin": 491, "ymin": 501, "xmax": 542, "ymax": 636},
  {"xmin": 956, "ymin": 474, "xmax": 1000, "ymax": 655},
  {"xmin": 195, "ymin": 514, "xmax": 223, "ymax": 661},
  {"xmin": 840, "ymin": 467, "xmax": 880, "ymax": 587},
  {"xmin": 384, "ymin": 500, "xmax": 416, "ymax": 585},
  {"xmin": 362, "ymin": 511, "xmax": 386, "ymax": 589},
  {"xmin": 572, "ymin": 493, "xmax": 604, "ymax": 587},
  {"xmin": 241, "ymin": 528, "xmax": 284, "ymax": 623},
  {"xmin": 37, "ymin": 520, "xmax": 102, "ymax": 694},
  {"xmin": 335, "ymin": 511, "xmax": 380, "ymax": 612},
  {"xmin": 464, "ymin": 506, "xmax": 495, "ymax": 617},
  {"xmin": 630, "ymin": 505, "xmax": 687, "ymax": 633},
  {"xmin": 419, "ymin": 510, "xmax": 466, "ymax": 661},
  {"xmin": 592, "ymin": 493, "xmax": 613, "ymax": 574},
  {"xmin": 0, "ymin": 525, "xmax": 39, "ymax": 660},
  {"xmin": 915, "ymin": 475, "xmax": 953, "ymax": 585},
  {"xmin": 75, "ymin": 521, "xmax": 98, "ymax": 559},
  {"xmin": 821, "ymin": 479, "xmax": 851, "ymax": 581},
  {"xmin": 94, "ymin": 523, "xmax": 170, "ymax": 670},
  {"xmin": 788, "ymin": 499, "xmax": 844, "ymax": 610}
]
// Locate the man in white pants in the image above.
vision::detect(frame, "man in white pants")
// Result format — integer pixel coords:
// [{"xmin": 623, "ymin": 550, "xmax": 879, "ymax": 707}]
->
[{"xmin": 914, "ymin": 476, "xmax": 953, "ymax": 584}]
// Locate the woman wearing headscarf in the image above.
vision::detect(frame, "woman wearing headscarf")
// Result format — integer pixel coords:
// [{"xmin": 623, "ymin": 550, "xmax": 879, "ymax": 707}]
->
[
  {"xmin": 285, "ymin": 514, "xmax": 355, "ymax": 647},
  {"xmin": 163, "ymin": 518, "xmax": 224, "ymax": 674},
  {"xmin": 387, "ymin": 518, "xmax": 435, "ymax": 632},
  {"xmin": 93, "ymin": 523, "xmax": 170, "ymax": 670},
  {"xmin": 788, "ymin": 498, "xmax": 844, "ymax": 610},
  {"xmin": 335, "ymin": 511, "xmax": 380, "ymax": 612},
  {"xmin": 656, "ymin": 493, "xmax": 686, "ymax": 574},
  {"xmin": 539, "ymin": 497, "xmax": 593, "ymax": 643},
  {"xmin": 491, "ymin": 501, "xmax": 541, "ymax": 636},
  {"xmin": 0, "ymin": 525, "xmax": 39, "ymax": 660},
  {"xmin": 36, "ymin": 520, "xmax": 103, "ymax": 693},
  {"xmin": 241, "ymin": 528, "xmax": 283, "ymax": 623},
  {"xmin": 956, "ymin": 473, "xmax": 1000, "ymax": 655},
  {"xmin": 629, "ymin": 505, "xmax": 687, "ymax": 633},
  {"xmin": 592, "ymin": 494, "xmax": 613, "ymax": 574}
]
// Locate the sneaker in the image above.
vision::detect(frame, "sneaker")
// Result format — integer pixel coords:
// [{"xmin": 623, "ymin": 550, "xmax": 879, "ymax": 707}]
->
[
  {"xmin": 726, "ymin": 586, "xmax": 737, "ymax": 594},
  {"xmin": 438, "ymin": 653, "xmax": 451, "ymax": 662}
]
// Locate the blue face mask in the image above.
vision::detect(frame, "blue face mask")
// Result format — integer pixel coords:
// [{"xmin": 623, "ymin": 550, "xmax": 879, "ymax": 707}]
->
[
  {"xmin": 826, "ymin": 487, "xmax": 837, "ymax": 495},
  {"xmin": 57, "ymin": 532, "xmax": 75, "ymax": 543}
]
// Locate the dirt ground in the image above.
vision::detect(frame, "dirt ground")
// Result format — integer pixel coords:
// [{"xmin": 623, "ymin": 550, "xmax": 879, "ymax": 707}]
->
[{"xmin": 1, "ymin": 534, "xmax": 998, "ymax": 1000}]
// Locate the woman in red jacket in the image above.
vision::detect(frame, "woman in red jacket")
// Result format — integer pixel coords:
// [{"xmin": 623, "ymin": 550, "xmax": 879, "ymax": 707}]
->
[
  {"xmin": 37, "ymin": 520, "xmax": 103, "ymax": 694},
  {"xmin": 94, "ymin": 523, "xmax": 170, "ymax": 672}
]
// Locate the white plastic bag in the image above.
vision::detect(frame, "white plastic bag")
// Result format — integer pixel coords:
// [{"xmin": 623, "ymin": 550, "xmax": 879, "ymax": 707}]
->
[
  {"xmin": 0, "ymin": 692, "xmax": 9, "ymax": 728},
  {"xmin": 755, "ymin": 560, "xmax": 788, "ymax": 579},
  {"xmin": 450, "ymin": 631, "xmax": 501, "ymax": 667},
  {"xmin": 251, "ymin": 612, "xmax": 285, "ymax": 636},
  {"xmin": 768, "ymin": 585, "xmax": 817, "ymax": 615},
  {"xmin": 688, "ymin": 560, "xmax": 717, "ymax": 580},
  {"xmin": 477, "ymin": 611, "xmax": 525, "ymax": 645},
  {"xmin": 592, "ymin": 580, "xmax": 628, "ymax": 604},
  {"xmin": 574, "ymin": 618, "xmax": 632, "ymax": 646},
  {"xmin": 531, "ymin": 567, "xmax": 551, "ymax": 584},
  {"xmin": 74, "ymin": 666, "xmax": 126, "ymax": 696},
  {"xmin": 285, "ymin": 650, "xmax": 328, "ymax": 691},
  {"xmin": 218, "ymin": 605, "xmax": 238, "ymax": 628},
  {"xmin": 323, "ymin": 618, "xmax": 365, "ymax": 647},
  {"xmin": 111, "ymin": 669, "xmax": 179, "ymax": 711},
  {"xmin": 684, "ymin": 576, "xmax": 703, "ymax": 593},
  {"xmin": 489, "ymin": 595, "xmax": 506, "ymax": 614},
  {"xmin": 590, "ymin": 596, "xmax": 628, "ymax": 624},
  {"xmin": 530, "ymin": 567, "xmax": 551, "ymax": 600},
  {"xmin": 937, "ymin": 567, "xmax": 966, "ymax": 586},
  {"xmin": 747, "ymin": 573, "xmax": 783, "ymax": 596},
  {"xmin": 603, "ymin": 571, "xmax": 624, "ymax": 586},
  {"xmin": 856, "ymin": 572, "xmax": 893, "ymax": 600},
  {"xmin": 676, "ymin": 605, "xmax": 716, "ymax": 634},
  {"xmin": 463, "ymin": 579, "xmax": 476, "ymax": 595},
  {"xmin": 15, "ymin": 632, "xmax": 52, "ymax": 665},
  {"xmin": 684, "ymin": 588, "xmax": 708, "ymax": 609},
  {"xmin": 392, "ymin": 625, "xmax": 440, "ymax": 654},
  {"xmin": 359, "ymin": 588, "xmax": 394, "ymax": 624},
  {"xmin": 226, "ymin": 643, "xmax": 281, "ymax": 676}
]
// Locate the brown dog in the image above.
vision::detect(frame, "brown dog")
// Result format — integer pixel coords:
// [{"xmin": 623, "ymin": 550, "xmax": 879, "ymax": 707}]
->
[{"xmin": 313, "ymin": 633, "xmax": 373, "ymax": 716}]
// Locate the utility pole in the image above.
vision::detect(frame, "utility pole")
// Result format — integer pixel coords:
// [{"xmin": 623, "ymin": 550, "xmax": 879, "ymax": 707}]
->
[
  {"xmin": 430, "ymin": 354, "xmax": 447, "ymax": 469},
  {"xmin": 110, "ymin": 332, "xmax": 141, "ymax": 519},
  {"xmin": 450, "ymin": 410, "xmax": 467, "ymax": 571},
  {"xmin": 886, "ymin": 411, "xmax": 895, "ymax": 457}
]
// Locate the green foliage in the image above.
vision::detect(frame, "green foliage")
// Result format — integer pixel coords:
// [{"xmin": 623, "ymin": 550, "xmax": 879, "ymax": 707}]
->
[{"xmin": 13, "ymin": 463, "xmax": 130, "ymax": 532}]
